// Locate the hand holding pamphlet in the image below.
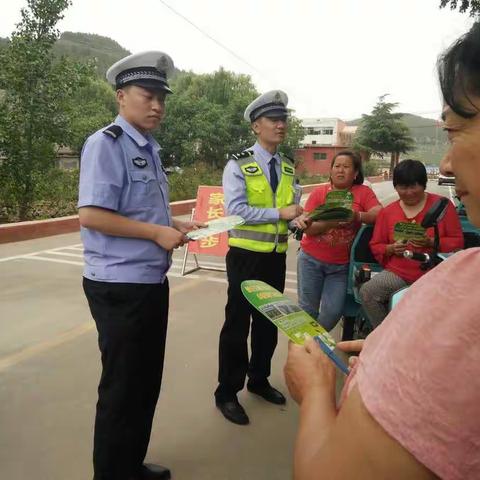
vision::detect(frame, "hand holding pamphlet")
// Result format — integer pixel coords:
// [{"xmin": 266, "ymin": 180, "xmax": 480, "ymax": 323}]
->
[
  {"xmin": 186, "ymin": 215, "xmax": 245, "ymax": 241},
  {"xmin": 241, "ymin": 280, "xmax": 349, "ymax": 375}
]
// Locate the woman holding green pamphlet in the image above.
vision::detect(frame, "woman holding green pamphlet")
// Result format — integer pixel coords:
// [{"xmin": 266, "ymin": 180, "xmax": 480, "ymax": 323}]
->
[
  {"xmin": 359, "ymin": 159, "xmax": 463, "ymax": 328},
  {"xmin": 293, "ymin": 150, "xmax": 381, "ymax": 331},
  {"xmin": 284, "ymin": 22, "xmax": 480, "ymax": 480}
]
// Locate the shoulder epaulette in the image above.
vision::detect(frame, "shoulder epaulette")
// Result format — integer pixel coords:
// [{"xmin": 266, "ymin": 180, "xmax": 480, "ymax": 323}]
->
[
  {"xmin": 102, "ymin": 125, "xmax": 123, "ymax": 140},
  {"xmin": 231, "ymin": 149, "xmax": 254, "ymax": 161},
  {"xmin": 281, "ymin": 153, "xmax": 295, "ymax": 163}
]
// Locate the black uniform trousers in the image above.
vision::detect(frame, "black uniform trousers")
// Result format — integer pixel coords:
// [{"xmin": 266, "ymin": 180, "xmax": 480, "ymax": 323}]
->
[
  {"xmin": 83, "ymin": 277, "xmax": 169, "ymax": 480},
  {"xmin": 215, "ymin": 246, "xmax": 286, "ymax": 402}
]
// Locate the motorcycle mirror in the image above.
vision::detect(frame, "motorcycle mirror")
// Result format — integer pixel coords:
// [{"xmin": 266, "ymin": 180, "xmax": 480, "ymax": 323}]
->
[{"xmin": 421, "ymin": 197, "xmax": 449, "ymax": 228}]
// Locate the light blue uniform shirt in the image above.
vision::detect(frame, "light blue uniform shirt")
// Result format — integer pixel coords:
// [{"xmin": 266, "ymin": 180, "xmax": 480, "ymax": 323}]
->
[
  {"xmin": 223, "ymin": 142, "xmax": 300, "ymax": 224},
  {"xmin": 78, "ymin": 115, "xmax": 172, "ymax": 284}
]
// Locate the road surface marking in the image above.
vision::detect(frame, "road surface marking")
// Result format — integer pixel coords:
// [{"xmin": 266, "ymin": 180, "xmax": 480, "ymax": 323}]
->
[{"xmin": 0, "ymin": 280, "xmax": 202, "ymax": 373}]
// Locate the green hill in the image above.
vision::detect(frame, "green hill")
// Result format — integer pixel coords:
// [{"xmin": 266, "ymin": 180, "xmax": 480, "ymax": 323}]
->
[
  {"xmin": 54, "ymin": 32, "xmax": 131, "ymax": 77},
  {"xmin": 347, "ymin": 113, "xmax": 448, "ymax": 165},
  {"xmin": 1, "ymin": 31, "xmax": 181, "ymax": 79},
  {"xmin": 0, "ymin": 32, "xmax": 129, "ymax": 77}
]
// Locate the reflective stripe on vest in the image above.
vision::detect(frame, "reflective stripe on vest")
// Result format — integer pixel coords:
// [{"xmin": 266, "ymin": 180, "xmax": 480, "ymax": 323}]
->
[{"xmin": 228, "ymin": 153, "xmax": 295, "ymax": 253}]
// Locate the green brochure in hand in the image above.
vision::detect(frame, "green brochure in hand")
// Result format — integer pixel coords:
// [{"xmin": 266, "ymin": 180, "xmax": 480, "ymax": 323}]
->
[
  {"xmin": 308, "ymin": 190, "xmax": 354, "ymax": 222},
  {"xmin": 186, "ymin": 215, "xmax": 245, "ymax": 241},
  {"xmin": 241, "ymin": 280, "xmax": 349, "ymax": 374},
  {"xmin": 393, "ymin": 222, "xmax": 427, "ymax": 242}
]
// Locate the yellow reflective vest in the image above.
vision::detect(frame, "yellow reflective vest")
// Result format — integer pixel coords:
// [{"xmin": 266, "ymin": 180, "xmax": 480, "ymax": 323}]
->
[{"xmin": 228, "ymin": 151, "xmax": 296, "ymax": 253}]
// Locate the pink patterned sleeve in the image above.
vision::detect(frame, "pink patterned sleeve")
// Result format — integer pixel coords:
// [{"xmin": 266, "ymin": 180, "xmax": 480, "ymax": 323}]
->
[{"xmin": 355, "ymin": 249, "xmax": 480, "ymax": 480}]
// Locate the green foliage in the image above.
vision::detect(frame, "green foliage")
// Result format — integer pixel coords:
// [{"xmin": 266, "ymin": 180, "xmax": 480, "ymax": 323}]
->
[
  {"xmin": 167, "ymin": 164, "xmax": 223, "ymax": 202},
  {"xmin": 439, "ymin": 0, "xmax": 480, "ymax": 16},
  {"xmin": 279, "ymin": 115, "xmax": 305, "ymax": 158},
  {"xmin": 68, "ymin": 77, "xmax": 117, "ymax": 152},
  {"xmin": 353, "ymin": 95, "xmax": 415, "ymax": 159},
  {"xmin": 0, "ymin": 168, "xmax": 79, "ymax": 222},
  {"xmin": 55, "ymin": 32, "xmax": 130, "ymax": 77},
  {"xmin": 0, "ymin": 0, "xmax": 93, "ymax": 220},
  {"xmin": 159, "ymin": 68, "xmax": 259, "ymax": 168}
]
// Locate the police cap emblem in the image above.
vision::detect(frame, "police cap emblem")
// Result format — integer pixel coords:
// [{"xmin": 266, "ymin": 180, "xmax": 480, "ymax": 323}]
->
[{"xmin": 132, "ymin": 157, "xmax": 148, "ymax": 168}]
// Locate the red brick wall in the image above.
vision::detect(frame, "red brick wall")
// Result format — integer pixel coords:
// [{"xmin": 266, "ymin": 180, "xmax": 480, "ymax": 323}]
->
[{"xmin": 295, "ymin": 146, "xmax": 350, "ymax": 175}]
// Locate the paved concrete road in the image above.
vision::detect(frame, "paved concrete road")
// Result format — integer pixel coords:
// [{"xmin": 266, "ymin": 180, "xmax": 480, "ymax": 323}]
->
[{"xmin": 0, "ymin": 181, "xmax": 453, "ymax": 480}]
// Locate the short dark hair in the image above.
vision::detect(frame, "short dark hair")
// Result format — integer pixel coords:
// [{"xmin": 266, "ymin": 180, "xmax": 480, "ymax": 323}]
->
[
  {"xmin": 330, "ymin": 150, "xmax": 364, "ymax": 185},
  {"xmin": 438, "ymin": 22, "xmax": 480, "ymax": 118},
  {"xmin": 393, "ymin": 159, "xmax": 427, "ymax": 189}
]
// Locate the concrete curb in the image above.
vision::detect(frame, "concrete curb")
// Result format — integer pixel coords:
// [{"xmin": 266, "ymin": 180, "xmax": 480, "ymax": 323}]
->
[{"xmin": 0, "ymin": 178, "xmax": 384, "ymax": 244}]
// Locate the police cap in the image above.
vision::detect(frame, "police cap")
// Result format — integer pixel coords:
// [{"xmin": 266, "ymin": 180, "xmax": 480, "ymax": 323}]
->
[
  {"xmin": 244, "ymin": 90, "xmax": 288, "ymax": 122},
  {"xmin": 106, "ymin": 51, "xmax": 174, "ymax": 93}
]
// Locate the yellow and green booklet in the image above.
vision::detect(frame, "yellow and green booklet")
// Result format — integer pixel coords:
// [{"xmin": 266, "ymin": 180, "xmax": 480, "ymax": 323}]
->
[
  {"xmin": 393, "ymin": 222, "xmax": 427, "ymax": 242},
  {"xmin": 241, "ymin": 280, "xmax": 349, "ymax": 374},
  {"xmin": 308, "ymin": 190, "xmax": 354, "ymax": 222}
]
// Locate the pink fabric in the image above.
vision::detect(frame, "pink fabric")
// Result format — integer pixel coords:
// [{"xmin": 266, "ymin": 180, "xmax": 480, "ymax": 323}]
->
[
  {"xmin": 301, "ymin": 184, "xmax": 381, "ymax": 264},
  {"xmin": 343, "ymin": 248, "xmax": 480, "ymax": 479}
]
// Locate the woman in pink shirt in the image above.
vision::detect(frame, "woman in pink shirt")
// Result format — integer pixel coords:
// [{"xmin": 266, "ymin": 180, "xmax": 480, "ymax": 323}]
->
[{"xmin": 284, "ymin": 22, "xmax": 480, "ymax": 480}]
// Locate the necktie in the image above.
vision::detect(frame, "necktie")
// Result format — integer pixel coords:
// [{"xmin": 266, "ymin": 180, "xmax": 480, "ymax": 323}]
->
[{"xmin": 269, "ymin": 157, "xmax": 278, "ymax": 192}]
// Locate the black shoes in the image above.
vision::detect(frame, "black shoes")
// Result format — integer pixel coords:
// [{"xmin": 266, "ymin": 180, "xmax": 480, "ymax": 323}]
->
[
  {"xmin": 138, "ymin": 463, "xmax": 171, "ymax": 480},
  {"xmin": 247, "ymin": 383, "xmax": 286, "ymax": 405},
  {"xmin": 216, "ymin": 398, "xmax": 250, "ymax": 425}
]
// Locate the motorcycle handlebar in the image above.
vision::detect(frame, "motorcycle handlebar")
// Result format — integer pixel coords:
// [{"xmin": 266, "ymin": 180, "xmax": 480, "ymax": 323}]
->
[{"xmin": 403, "ymin": 250, "xmax": 430, "ymax": 263}]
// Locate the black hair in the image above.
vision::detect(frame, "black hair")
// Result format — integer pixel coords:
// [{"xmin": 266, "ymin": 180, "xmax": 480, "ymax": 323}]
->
[
  {"xmin": 392, "ymin": 159, "xmax": 427, "ymax": 189},
  {"xmin": 330, "ymin": 150, "xmax": 364, "ymax": 185},
  {"xmin": 438, "ymin": 21, "xmax": 480, "ymax": 118}
]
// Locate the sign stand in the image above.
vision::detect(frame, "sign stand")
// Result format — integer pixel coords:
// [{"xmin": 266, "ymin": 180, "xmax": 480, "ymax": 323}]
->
[{"xmin": 181, "ymin": 208, "xmax": 227, "ymax": 276}]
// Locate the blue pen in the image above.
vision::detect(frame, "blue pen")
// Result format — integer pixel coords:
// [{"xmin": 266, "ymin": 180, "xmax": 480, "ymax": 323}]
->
[{"xmin": 314, "ymin": 336, "xmax": 350, "ymax": 376}]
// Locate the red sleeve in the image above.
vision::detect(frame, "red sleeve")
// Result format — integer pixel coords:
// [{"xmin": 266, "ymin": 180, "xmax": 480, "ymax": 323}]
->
[
  {"xmin": 360, "ymin": 186, "xmax": 382, "ymax": 212},
  {"xmin": 369, "ymin": 207, "xmax": 390, "ymax": 266},
  {"xmin": 438, "ymin": 201, "xmax": 464, "ymax": 252},
  {"xmin": 304, "ymin": 185, "xmax": 326, "ymax": 212}
]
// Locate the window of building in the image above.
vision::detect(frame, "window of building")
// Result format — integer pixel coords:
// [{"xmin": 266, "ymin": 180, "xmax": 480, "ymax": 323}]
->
[
  {"xmin": 313, "ymin": 153, "xmax": 328, "ymax": 160},
  {"xmin": 312, "ymin": 140, "xmax": 316, "ymax": 145},
  {"xmin": 322, "ymin": 128, "xmax": 334, "ymax": 135}
]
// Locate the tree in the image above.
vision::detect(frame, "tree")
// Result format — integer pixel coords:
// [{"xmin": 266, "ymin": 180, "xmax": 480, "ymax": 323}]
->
[
  {"xmin": 439, "ymin": 0, "xmax": 480, "ymax": 16},
  {"xmin": 353, "ymin": 95, "xmax": 414, "ymax": 175},
  {"xmin": 0, "ymin": 0, "xmax": 93, "ymax": 220},
  {"xmin": 158, "ymin": 69, "xmax": 304, "ymax": 169}
]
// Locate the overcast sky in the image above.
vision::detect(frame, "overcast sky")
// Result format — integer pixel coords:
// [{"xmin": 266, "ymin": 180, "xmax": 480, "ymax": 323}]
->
[{"xmin": 0, "ymin": 0, "xmax": 474, "ymax": 120}]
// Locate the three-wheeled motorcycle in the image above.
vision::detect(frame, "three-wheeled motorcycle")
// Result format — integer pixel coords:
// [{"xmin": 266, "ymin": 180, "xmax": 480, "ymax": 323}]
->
[{"xmin": 341, "ymin": 197, "xmax": 480, "ymax": 341}]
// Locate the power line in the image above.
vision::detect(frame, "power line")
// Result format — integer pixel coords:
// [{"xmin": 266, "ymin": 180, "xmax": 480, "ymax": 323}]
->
[{"xmin": 156, "ymin": 0, "xmax": 266, "ymax": 77}]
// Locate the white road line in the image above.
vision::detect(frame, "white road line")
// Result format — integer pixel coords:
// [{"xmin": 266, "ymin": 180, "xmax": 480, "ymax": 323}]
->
[
  {"xmin": 0, "ymin": 243, "xmax": 83, "ymax": 263},
  {"xmin": 46, "ymin": 250, "xmax": 84, "ymax": 258},
  {"xmin": 14, "ymin": 254, "xmax": 298, "ymax": 289},
  {"xmin": 25, "ymin": 255, "xmax": 84, "ymax": 266}
]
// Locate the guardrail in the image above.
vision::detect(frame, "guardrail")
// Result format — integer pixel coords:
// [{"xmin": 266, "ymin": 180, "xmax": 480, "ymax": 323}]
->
[{"xmin": 0, "ymin": 177, "xmax": 385, "ymax": 244}]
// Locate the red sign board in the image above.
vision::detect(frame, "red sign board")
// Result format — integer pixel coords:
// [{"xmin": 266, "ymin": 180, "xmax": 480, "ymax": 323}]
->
[{"xmin": 187, "ymin": 186, "xmax": 229, "ymax": 257}]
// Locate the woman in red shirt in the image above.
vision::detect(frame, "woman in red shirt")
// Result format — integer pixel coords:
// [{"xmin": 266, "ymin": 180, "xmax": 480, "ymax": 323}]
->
[
  {"xmin": 294, "ymin": 150, "xmax": 381, "ymax": 331},
  {"xmin": 359, "ymin": 159, "xmax": 464, "ymax": 328}
]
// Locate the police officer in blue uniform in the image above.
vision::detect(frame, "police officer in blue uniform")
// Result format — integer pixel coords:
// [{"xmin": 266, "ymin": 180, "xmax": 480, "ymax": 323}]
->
[
  {"xmin": 214, "ymin": 91, "xmax": 303, "ymax": 425},
  {"xmin": 79, "ymin": 51, "xmax": 203, "ymax": 480}
]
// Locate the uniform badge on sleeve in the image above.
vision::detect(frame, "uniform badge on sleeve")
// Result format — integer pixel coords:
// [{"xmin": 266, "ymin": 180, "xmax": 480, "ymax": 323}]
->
[{"xmin": 132, "ymin": 157, "xmax": 148, "ymax": 168}]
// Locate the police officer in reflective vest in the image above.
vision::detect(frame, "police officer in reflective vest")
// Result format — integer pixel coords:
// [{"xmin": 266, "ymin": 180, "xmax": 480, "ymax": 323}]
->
[
  {"xmin": 215, "ymin": 90, "xmax": 303, "ymax": 425},
  {"xmin": 79, "ymin": 51, "xmax": 203, "ymax": 480}
]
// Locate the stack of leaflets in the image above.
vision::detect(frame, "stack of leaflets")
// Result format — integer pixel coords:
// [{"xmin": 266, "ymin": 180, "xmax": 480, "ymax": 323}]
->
[
  {"xmin": 186, "ymin": 215, "xmax": 245, "ymax": 241},
  {"xmin": 393, "ymin": 222, "xmax": 427, "ymax": 243},
  {"xmin": 308, "ymin": 190, "xmax": 354, "ymax": 222}
]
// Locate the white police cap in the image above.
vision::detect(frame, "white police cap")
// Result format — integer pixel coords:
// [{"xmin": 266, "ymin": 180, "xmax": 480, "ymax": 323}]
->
[
  {"xmin": 244, "ymin": 90, "xmax": 288, "ymax": 122},
  {"xmin": 106, "ymin": 51, "xmax": 174, "ymax": 93}
]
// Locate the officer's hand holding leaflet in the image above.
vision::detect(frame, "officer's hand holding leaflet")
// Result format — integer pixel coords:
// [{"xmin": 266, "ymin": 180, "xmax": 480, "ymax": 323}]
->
[
  {"xmin": 279, "ymin": 204, "xmax": 303, "ymax": 220},
  {"xmin": 172, "ymin": 219, "xmax": 207, "ymax": 235}
]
